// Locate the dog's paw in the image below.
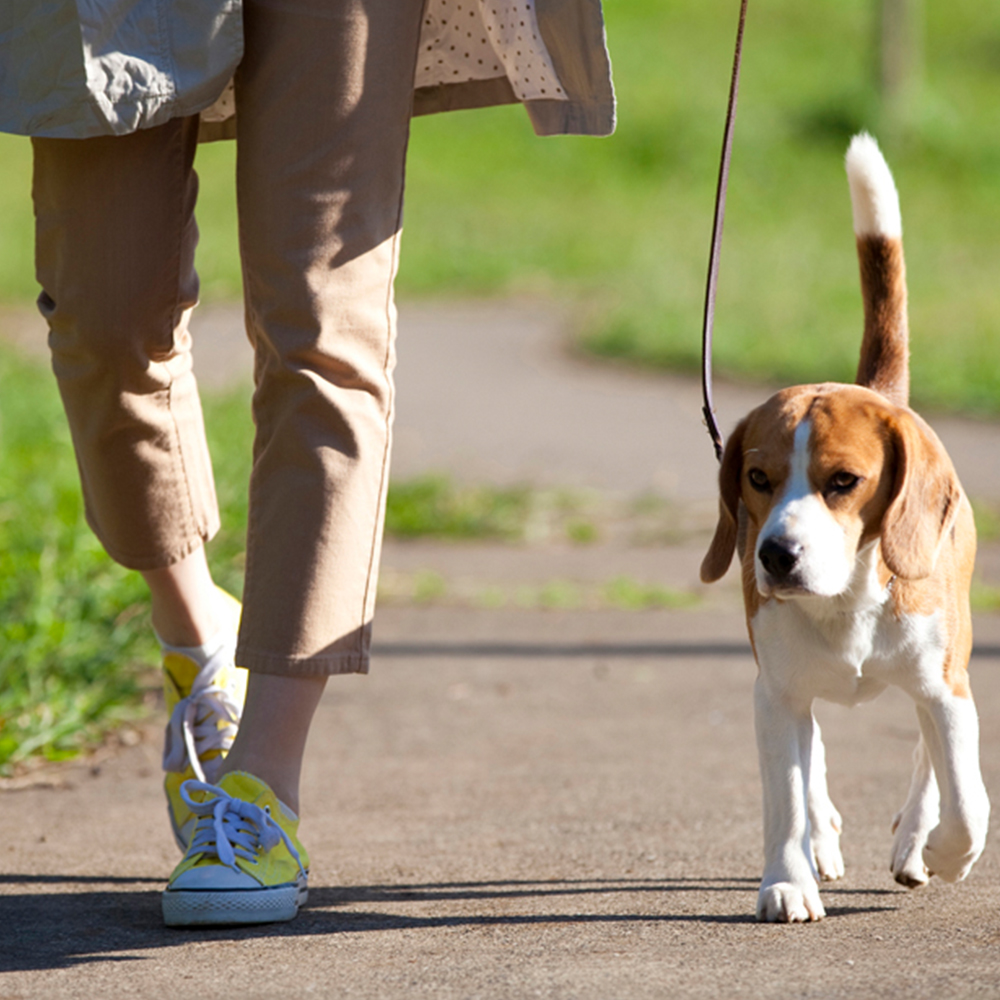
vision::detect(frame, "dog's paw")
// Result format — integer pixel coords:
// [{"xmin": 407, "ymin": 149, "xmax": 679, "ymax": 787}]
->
[
  {"xmin": 890, "ymin": 791, "xmax": 940, "ymax": 887},
  {"xmin": 813, "ymin": 838, "xmax": 845, "ymax": 882},
  {"xmin": 811, "ymin": 813, "xmax": 845, "ymax": 881},
  {"xmin": 923, "ymin": 819, "xmax": 987, "ymax": 884},
  {"xmin": 891, "ymin": 808, "xmax": 930, "ymax": 887},
  {"xmin": 890, "ymin": 828, "xmax": 930, "ymax": 889},
  {"xmin": 756, "ymin": 880, "xmax": 825, "ymax": 923}
]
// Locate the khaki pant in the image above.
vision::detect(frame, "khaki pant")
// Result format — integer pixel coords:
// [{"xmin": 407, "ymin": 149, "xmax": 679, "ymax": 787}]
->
[{"xmin": 31, "ymin": 0, "xmax": 426, "ymax": 676}]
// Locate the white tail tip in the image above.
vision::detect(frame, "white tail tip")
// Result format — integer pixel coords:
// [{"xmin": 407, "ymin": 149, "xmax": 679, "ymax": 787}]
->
[{"xmin": 845, "ymin": 132, "xmax": 902, "ymax": 238}]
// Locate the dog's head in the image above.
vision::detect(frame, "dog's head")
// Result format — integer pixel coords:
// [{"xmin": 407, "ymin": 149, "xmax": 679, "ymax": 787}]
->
[{"xmin": 700, "ymin": 383, "xmax": 963, "ymax": 599}]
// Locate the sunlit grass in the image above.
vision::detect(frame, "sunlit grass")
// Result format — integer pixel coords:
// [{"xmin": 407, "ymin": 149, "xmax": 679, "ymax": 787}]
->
[
  {"xmin": 385, "ymin": 475, "xmax": 532, "ymax": 541},
  {"xmin": 377, "ymin": 569, "xmax": 701, "ymax": 612},
  {"xmin": 2, "ymin": 0, "xmax": 999, "ymax": 770},
  {"xmin": 2, "ymin": 0, "xmax": 999, "ymax": 411},
  {"xmin": 0, "ymin": 348, "xmax": 695, "ymax": 771},
  {"xmin": 0, "ymin": 349, "xmax": 157, "ymax": 774}
]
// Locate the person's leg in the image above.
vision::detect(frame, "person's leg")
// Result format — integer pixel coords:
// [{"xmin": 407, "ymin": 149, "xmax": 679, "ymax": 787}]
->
[
  {"xmin": 220, "ymin": 673, "xmax": 326, "ymax": 814},
  {"xmin": 33, "ymin": 119, "xmax": 234, "ymax": 640},
  {"xmin": 163, "ymin": 0, "xmax": 426, "ymax": 927},
  {"xmin": 219, "ymin": 0, "xmax": 427, "ymax": 798},
  {"xmin": 32, "ymin": 120, "xmax": 219, "ymax": 577},
  {"xmin": 233, "ymin": 0, "xmax": 425, "ymax": 676},
  {"xmin": 145, "ymin": 547, "xmax": 229, "ymax": 647},
  {"xmin": 32, "ymin": 122, "xmax": 245, "ymax": 851}
]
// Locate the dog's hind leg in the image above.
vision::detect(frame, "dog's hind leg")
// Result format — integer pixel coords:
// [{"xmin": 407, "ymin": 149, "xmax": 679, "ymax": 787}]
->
[
  {"xmin": 890, "ymin": 728, "xmax": 938, "ymax": 888},
  {"xmin": 808, "ymin": 717, "xmax": 845, "ymax": 881}
]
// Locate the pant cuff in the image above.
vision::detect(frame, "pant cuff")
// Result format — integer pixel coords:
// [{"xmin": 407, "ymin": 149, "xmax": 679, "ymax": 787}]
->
[
  {"xmin": 235, "ymin": 645, "xmax": 371, "ymax": 677},
  {"xmin": 89, "ymin": 513, "xmax": 221, "ymax": 572}
]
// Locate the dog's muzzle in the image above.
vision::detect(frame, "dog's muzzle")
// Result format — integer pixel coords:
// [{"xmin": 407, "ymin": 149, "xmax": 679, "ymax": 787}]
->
[{"xmin": 758, "ymin": 536, "xmax": 802, "ymax": 586}]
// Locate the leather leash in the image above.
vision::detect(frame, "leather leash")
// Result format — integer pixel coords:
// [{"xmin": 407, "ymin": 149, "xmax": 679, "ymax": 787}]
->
[{"xmin": 701, "ymin": 0, "xmax": 748, "ymax": 464}]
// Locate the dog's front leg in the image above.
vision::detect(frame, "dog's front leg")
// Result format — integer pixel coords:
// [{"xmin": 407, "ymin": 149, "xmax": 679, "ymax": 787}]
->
[
  {"xmin": 754, "ymin": 676, "xmax": 825, "ymax": 922},
  {"xmin": 915, "ymin": 697, "xmax": 989, "ymax": 883}
]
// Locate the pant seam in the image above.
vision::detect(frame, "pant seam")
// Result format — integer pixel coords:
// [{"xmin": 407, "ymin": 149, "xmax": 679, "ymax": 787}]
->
[
  {"xmin": 356, "ymin": 0, "xmax": 427, "ymax": 665},
  {"xmin": 234, "ymin": 94, "xmax": 268, "ymax": 635},
  {"xmin": 162, "ymin": 119, "xmax": 205, "ymax": 546}
]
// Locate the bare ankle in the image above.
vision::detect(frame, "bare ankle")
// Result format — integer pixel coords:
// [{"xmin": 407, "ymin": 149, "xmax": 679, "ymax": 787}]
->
[
  {"xmin": 144, "ymin": 547, "xmax": 224, "ymax": 646},
  {"xmin": 215, "ymin": 673, "xmax": 327, "ymax": 815}
]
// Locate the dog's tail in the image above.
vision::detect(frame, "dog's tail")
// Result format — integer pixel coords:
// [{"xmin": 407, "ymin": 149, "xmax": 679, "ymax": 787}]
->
[{"xmin": 846, "ymin": 133, "xmax": 909, "ymax": 407}]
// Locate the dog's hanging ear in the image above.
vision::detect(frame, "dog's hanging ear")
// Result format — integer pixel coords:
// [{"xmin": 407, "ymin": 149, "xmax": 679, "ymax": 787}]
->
[
  {"xmin": 881, "ymin": 410, "xmax": 963, "ymax": 580},
  {"xmin": 701, "ymin": 420, "xmax": 746, "ymax": 583}
]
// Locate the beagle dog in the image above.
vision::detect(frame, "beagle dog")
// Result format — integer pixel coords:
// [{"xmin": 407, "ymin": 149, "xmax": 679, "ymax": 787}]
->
[{"xmin": 701, "ymin": 134, "xmax": 989, "ymax": 922}]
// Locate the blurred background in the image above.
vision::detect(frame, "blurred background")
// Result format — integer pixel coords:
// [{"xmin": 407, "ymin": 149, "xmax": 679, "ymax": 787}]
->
[
  {"xmin": 3, "ymin": 0, "xmax": 998, "ymax": 407},
  {"xmin": 2, "ymin": 0, "xmax": 998, "ymax": 771}
]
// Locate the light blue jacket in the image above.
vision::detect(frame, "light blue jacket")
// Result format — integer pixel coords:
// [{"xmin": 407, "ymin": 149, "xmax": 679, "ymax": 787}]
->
[{"xmin": 0, "ymin": 0, "xmax": 614, "ymax": 139}]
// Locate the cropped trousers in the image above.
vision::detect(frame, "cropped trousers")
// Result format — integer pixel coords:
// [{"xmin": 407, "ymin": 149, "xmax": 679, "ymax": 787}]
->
[{"xmin": 31, "ymin": 0, "xmax": 426, "ymax": 675}]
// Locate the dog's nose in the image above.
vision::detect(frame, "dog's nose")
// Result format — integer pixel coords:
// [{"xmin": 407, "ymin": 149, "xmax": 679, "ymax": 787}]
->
[{"xmin": 758, "ymin": 537, "xmax": 800, "ymax": 580}]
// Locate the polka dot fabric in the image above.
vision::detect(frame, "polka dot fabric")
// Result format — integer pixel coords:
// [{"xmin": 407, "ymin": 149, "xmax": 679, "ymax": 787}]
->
[
  {"xmin": 201, "ymin": 79, "xmax": 235, "ymax": 123},
  {"xmin": 199, "ymin": 0, "xmax": 574, "ymax": 133},
  {"xmin": 415, "ymin": 0, "xmax": 566, "ymax": 102}
]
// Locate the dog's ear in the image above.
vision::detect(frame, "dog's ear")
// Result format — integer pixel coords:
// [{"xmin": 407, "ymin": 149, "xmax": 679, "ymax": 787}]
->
[
  {"xmin": 881, "ymin": 410, "xmax": 963, "ymax": 580},
  {"xmin": 701, "ymin": 420, "xmax": 746, "ymax": 583}
]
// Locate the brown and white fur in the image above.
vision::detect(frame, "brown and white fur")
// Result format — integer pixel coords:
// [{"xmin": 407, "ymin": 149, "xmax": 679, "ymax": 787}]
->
[{"xmin": 701, "ymin": 134, "xmax": 989, "ymax": 922}]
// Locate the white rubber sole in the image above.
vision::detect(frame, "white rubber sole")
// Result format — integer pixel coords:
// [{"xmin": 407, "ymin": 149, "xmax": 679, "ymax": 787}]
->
[{"xmin": 162, "ymin": 874, "xmax": 308, "ymax": 927}]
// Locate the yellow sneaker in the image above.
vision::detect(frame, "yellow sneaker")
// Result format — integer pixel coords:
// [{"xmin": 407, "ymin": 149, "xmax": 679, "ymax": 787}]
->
[
  {"xmin": 161, "ymin": 771, "xmax": 309, "ymax": 927},
  {"xmin": 162, "ymin": 590, "xmax": 247, "ymax": 852}
]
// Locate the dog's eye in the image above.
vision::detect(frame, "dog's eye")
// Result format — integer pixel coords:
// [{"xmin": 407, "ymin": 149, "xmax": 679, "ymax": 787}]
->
[
  {"xmin": 747, "ymin": 468, "xmax": 771, "ymax": 492},
  {"xmin": 828, "ymin": 471, "xmax": 860, "ymax": 494}
]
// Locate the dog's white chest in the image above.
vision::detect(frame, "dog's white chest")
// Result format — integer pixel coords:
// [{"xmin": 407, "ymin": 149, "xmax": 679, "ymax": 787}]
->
[{"xmin": 750, "ymin": 590, "xmax": 946, "ymax": 707}]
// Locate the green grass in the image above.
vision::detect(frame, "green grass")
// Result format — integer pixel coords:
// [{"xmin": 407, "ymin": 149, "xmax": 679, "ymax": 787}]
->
[
  {"xmin": 0, "ymin": 350, "xmax": 651, "ymax": 772},
  {"xmin": 0, "ymin": 349, "xmax": 156, "ymax": 774},
  {"xmin": 377, "ymin": 569, "xmax": 700, "ymax": 612},
  {"xmin": 385, "ymin": 475, "xmax": 532, "ymax": 541},
  {"xmin": 0, "ymin": 353, "xmax": 254, "ymax": 775},
  {"xmin": 1, "ymin": 0, "xmax": 999, "ymax": 411},
  {"xmin": 973, "ymin": 501, "xmax": 1000, "ymax": 544},
  {"xmin": 972, "ymin": 580, "xmax": 1000, "ymax": 614},
  {"xmin": 2, "ymin": 0, "xmax": 1000, "ymax": 768},
  {"xmin": 5, "ymin": 330, "xmax": 1000, "ymax": 771}
]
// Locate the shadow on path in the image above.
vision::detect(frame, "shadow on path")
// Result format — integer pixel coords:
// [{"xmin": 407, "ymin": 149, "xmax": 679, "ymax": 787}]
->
[{"xmin": 0, "ymin": 875, "xmax": 899, "ymax": 972}]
